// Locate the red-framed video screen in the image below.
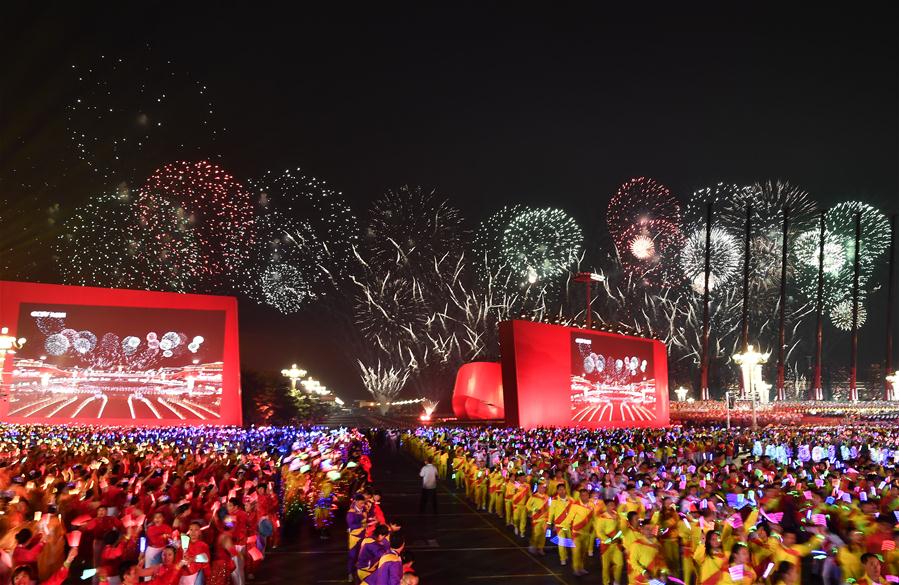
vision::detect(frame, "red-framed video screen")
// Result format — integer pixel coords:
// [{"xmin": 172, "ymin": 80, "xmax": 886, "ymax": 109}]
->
[
  {"xmin": 499, "ymin": 320, "xmax": 669, "ymax": 429},
  {"xmin": 0, "ymin": 281, "xmax": 241, "ymax": 426}
]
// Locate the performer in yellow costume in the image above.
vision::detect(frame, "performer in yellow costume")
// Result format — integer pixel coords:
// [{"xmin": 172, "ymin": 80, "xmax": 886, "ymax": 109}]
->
[
  {"xmin": 548, "ymin": 484, "xmax": 574, "ymax": 566},
  {"xmin": 561, "ymin": 488, "xmax": 594, "ymax": 576},
  {"xmin": 526, "ymin": 481, "xmax": 550, "ymax": 555}
]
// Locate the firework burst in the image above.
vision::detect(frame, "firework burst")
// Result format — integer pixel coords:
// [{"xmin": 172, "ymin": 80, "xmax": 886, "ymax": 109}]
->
[
  {"xmin": 138, "ymin": 160, "xmax": 255, "ymax": 290},
  {"xmin": 241, "ymin": 210, "xmax": 322, "ymax": 311},
  {"xmin": 794, "ymin": 201, "xmax": 890, "ymax": 309},
  {"xmin": 616, "ymin": 218, "xmax": 684, "ymax": 284},
  {"xmin": 55, "ymin": 191, "xmax": 141, "ymax": 289},
  {"xmin": 351, "ymin": 267, "xmax": 429, "ymax": 353},
  {"xmin": 830, "ymin": 298, "xmax": 868, "ymax": 331},
  {"xmin": 501, "ymin": 207, "xmax": 582, "ymax": 284},
  {"xmin": 685, "ymin": 184, "xmax": 750, "ymax": 226},
  {"xmin": 471, "ymin": 205, "xmax": 523, "ymax": 279},
  {"xmin": 826, "ymin": 201, "xmax": 891, "ymax": 264},
  {"xmin": 793, "ymin": 229, "xmax": 846, "ymax": 275},
  {"xmin": 607, "ymin": 178, "xmax": 683, "ymax": 285},
  {"xmin": 607, "ymin": 177, "xmax": 681, "ymax": 237},
  {"xmin": 718, "ymin": 181, "xmax": 818, "ymax": 236},
  {"xmin": 716, "ymin": 181, "xmax": 817, "ymax": 293},
  {"xmin": 357, "ymin": 359, "xmax": 411, "ymax": 412},
  {"xmin": 55, "ymin": 190, "xmax": 199, "ymax": 292},
  {"xmin": 248, "ymin": 169, "xmax": 358, "ymax": 292},
  {"xmin": 132, "ymin": 192, "xmax": 200, "ymax": 291},
  {"xmin": 260, "ymin": 262, "xmax": 312, "ymax": 314},
  {"xmin": 363, "ymin": 185, "xmax": 465, "ymax": 271},
  {"xmin": 679, "ymin": 226, "xmax": 741, "ymax": 293}
]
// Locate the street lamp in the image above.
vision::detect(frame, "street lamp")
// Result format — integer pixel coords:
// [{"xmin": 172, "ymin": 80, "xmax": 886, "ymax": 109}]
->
[
  {"xmin": 887, "ymin": 371, "xmax": 899, "ymax": 401},
  {"xmin": 301, "ymin": 378, "xmax": 329, "ymax": 395},
  {"xmin": 674, "ymin": 386, "xmax": 689, "ymax": 402},
  {"xmin": 573, "ymin": 272, "xmax": 606, "ymax": 329},
  {"xmin": 281, "ymin": 364, "xmax": 306, "ymax": 393},
  {"xmin": 733, "ymin": 344, "xmax": 770, "ymax": 430}
]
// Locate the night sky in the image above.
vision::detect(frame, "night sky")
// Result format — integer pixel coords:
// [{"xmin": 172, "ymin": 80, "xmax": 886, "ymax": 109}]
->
[{"xmin": 2, "ymin": 7, "xmax": 897, "ymax": 399}]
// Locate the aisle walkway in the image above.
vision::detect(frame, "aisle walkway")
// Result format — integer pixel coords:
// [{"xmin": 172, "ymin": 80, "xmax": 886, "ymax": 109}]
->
[
  {"xmin": 260, "ymin": 442, "xmax": 584, "ymax": 584},
  {"xmin": 374, "ymin": 446, "xmax": 582, "ymax": 585}
]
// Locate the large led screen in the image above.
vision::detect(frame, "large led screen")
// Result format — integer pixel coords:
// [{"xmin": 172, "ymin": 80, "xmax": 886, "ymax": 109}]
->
[
  {"xmin": 0, "ymin": 281, "xmax": 241, "ymax": 425},
  {"xmin": 570, "ymin": 331, "xmax": 661, "ymax": 425},
  {"xmin": 499, "ymin": 320, "xmax": 669, "ymax": 429}
]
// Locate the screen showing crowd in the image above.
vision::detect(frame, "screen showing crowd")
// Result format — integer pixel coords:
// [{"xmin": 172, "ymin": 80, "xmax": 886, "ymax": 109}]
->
[
  {"xmin": 569, "ymin": 331, "xmax": 660, "ymax": 425},
  {"xmin": 8, "ymin": 303, "xmax": 226, "ymax": 422}
]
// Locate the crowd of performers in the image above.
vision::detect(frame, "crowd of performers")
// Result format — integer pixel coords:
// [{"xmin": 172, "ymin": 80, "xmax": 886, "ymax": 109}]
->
[
  {"xmin": 345, "ymin": 431, "xmax": 418, "ymax": 585},
  {"xmin": 0, "ymin": 425, "xmax": 367, "ymax": 585},
  {"xmin": 406, "ymin": 425, "xmax": 899, "ymax": 585}
]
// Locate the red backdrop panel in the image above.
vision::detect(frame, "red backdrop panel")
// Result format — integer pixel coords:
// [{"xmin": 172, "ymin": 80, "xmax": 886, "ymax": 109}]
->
[
  {"xmin": 499, "ymin": 320, "xmax": 669, "ymax": 429},
  {"xmin": 452, "ymin": 361, "xmax": 504, "ymax": 420},
  {"xmin": 0, "ymin": 281, "xmax": 242, "ymax": 426}
]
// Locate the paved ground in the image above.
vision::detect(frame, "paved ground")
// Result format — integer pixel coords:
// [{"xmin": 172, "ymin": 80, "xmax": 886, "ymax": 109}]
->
[{"xmin": 260, "ymin": 432, "xmax": 593, "ymax": 585}]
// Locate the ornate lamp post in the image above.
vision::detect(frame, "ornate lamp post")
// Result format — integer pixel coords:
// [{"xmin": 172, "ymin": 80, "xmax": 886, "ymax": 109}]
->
[
  {"xmin": 886, "ymin": 371, "xmax": 899, "ymax": 402},
  {"xmin": 301, "ymin": 378, "xmax": 330, "ymax": 395},
  {"xmin": 733, "ymin": 345, "xmax": 770, "ymax": 431},
  {"xmin": 281, "ymin": 364, "xmax": 307, "ymax": 393}
]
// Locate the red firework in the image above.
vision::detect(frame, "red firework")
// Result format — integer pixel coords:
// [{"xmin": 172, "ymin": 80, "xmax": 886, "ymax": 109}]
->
[
  {"xmin": 617, "ymin": 218, "xmax": 684, "ymax": 282},
  {"xmin": 607, "ymin": 178, "xmax": 683, "ymax": 283},
  {"xmin": 138, "ymin": 161, "xmax": 255, "ymax": 288},
  {"xmin": 607, "ymin": 177, "xmax": 681, "ymax": 238}
]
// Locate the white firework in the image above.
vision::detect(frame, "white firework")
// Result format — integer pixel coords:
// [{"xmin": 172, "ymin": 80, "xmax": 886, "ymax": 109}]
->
[
  {"xmin": 680, "ymin": 227, "xmax": 740, "ymax": 293},
  {"xmin": 472, "ymin": 205, "xmax": 524, "ymax": 280},
  {"xmin": 357, "ymin": 360, "xmax": 411, "ymax": 413},
  {"xmin": 629, "ymin": 235, "xmax": 656, "ymax": 260},
  {"xmin": 261, "ymin": 262, "xmax": 311, "ymax": 314},
  {"xmin": 502, "ymin": 207, "xmax": 582, "ymax": 283},
  {"xmin": 795, "ymin": 201, "xmax": 889, "ymax": 309},
  {"xmin": 830, "ymin": 299, "xmax": 867, "ymax": 331},
  {"xmin": 793, "ymin": 230, "xmax": 846, "ymax": 274}
]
